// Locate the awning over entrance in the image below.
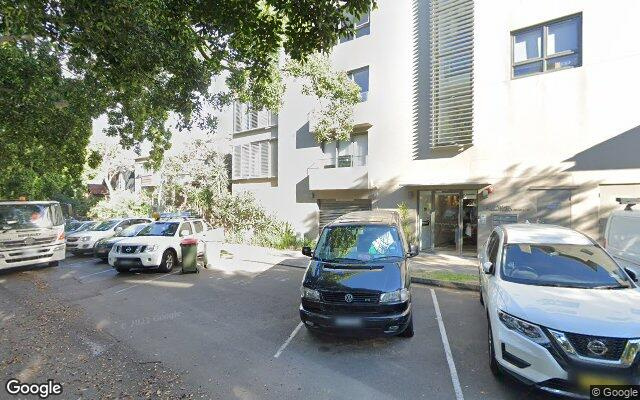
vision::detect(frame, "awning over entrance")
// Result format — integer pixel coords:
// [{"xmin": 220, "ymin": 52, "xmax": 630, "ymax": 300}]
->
[{"xmin": 400, "ymin": 182, "xmax": 490, "ymax": 190}]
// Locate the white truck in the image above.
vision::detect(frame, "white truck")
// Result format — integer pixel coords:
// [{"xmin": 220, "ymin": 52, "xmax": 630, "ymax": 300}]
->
[{"xmin": 0, "ymin": 201, "xmax": 66, "ymax": 269}]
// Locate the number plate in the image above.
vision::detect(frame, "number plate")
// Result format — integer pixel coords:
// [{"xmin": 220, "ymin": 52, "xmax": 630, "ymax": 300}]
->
[
  {"xmin": 335, "ymin": 317, "xmax": 363, "ymax": 328},
  {"xmin": 577, "ymin": 373, "xmax": 626, "ymax": 391}
]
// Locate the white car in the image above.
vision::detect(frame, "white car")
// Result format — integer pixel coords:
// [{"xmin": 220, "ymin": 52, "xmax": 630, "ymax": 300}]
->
[
  {"xmin": 66, "ymin": 217, "xmax": 152, "ymax": 255},
  {"xmin": 108, "ymin": 218, "xmax": 209, "ymax": 273},
  {"xmin": 479, "ymin": 224, "xmax": 640, "ymax": 398}
]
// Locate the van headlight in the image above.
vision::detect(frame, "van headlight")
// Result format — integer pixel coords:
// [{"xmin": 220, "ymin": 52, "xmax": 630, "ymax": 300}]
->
[
  {"xmin": 498, "ymin": 310, "xmax": 549, "ymax": 345},
  {"xmin": 380, "ymin": 288, "xmax": 410, "ymax": 303},
  {"xmin": 300, "ymin": 286, "xmax": 320, "ymax": 301}
]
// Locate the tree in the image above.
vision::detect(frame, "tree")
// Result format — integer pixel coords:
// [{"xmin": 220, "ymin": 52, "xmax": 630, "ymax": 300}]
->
[
  {"xmin": 88, "ymin": 190, "xmax": 152, "ymax": 219},
  {"xmin": 0, "ymin": 0, "xmax": 375, "ymax": 198},
  {"xmin": 284, "ymin": 53, "xmax": 361, "ymax": 143},
  {"xmin": 84, "ymin": 139, "xmax": 137, "ymax": 195}
]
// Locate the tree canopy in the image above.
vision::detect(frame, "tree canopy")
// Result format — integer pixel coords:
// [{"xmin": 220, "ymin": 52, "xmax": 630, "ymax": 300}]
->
[{"xmin": 0, "ymin": 0, "xmax": 375, "ymax": 199}]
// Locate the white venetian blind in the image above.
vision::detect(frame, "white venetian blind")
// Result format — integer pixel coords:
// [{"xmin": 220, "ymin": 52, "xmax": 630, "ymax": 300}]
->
[
  {"xmin": 231, "ymin": 140, "xmax": 277, "ymax": 180},
  {"xmin": 430, "ymin": 0, "xmax": 474, "ymax": 148},
  {"xmin": 233, "ymin": 102, "xmax": 277, "ymax": 133}
]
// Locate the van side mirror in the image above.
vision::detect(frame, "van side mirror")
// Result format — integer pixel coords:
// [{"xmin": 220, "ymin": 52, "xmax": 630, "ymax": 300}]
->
[
  {"xmin": 301, "ymin": 246, "xmax": 313, "ymax": 257},
  {"xmin": 408, "ymin": 244, "xmax": 419, "ymax": 258},
  {"xmin": 482, "ymin": 261, "xmax": 493, "ymax": 274},
  {"xmin": 624, "ymin": 267, "xmax": 638, "ymax": 282}
]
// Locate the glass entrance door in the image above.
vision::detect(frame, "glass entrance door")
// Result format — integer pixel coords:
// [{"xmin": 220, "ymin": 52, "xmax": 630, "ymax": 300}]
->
[{"xmin": 434, "ymin": 192, "xmax": 460, "ymax": 250}]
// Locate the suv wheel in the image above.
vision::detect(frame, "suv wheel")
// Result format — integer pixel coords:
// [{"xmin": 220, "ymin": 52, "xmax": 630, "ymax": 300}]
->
[
  {"xmin": 159, "ymin": 250, "xmax": 175, "ymax": 273},
  {"xmin": 399, "ymin": 316, "xmax": 414, "ymax": 338},
  {"xmin": 488, "ymin": 318, "xmax": 500, "ymax": 376}
]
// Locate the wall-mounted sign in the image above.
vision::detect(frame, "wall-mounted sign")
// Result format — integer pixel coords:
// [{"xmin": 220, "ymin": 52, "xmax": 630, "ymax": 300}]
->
[{"xmin": 492, "ymin": 213, "xmax": 518, "ymax": 228}]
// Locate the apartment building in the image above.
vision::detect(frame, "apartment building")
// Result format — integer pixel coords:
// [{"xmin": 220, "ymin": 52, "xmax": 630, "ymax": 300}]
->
[{"xmin": 231, "ymin": 0, "xmax": 640, "ymax": 254}]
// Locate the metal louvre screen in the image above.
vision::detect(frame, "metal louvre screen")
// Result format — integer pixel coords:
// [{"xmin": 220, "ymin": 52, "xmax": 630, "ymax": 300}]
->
[
  {"xmin": 430, "ymin": 0, "xmax": 474, "ymax": 148},
  {"xmin": 318, "ymin": 200, "xmax": 372, "ymax": 233}
]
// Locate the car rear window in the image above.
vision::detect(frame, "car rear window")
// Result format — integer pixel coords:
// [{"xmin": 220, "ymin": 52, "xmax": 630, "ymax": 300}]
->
[
  {"xmin": 608, "ymin": 215, "xmax": 640, "ymax": 256},
  {"xmin": 501, "ymin": 243, "xmax": 632, "ymax": 289}
]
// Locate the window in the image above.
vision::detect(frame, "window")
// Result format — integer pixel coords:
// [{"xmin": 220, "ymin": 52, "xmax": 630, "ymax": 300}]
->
[
  {"xmin": 512, "ymin": 15, "xmax": 581, "ymax": 78},
  {"xmin": 501, "ymin": 244, "xmax": 631, "ymax": 289},
  {"xmin": 347, "ymin": 67, "xmax": 369, "ymax": 101},
  {"xmin": 339, "ymin": 11, "xmax": 370, "ymax": 43},
  {"xmin": 233, "ymin": 103, "xmax": 277, "ymax": 133},
  {"xmin": 193, "ymin": 220, "xmax": 204, "ymax": 233},
  {"xmin": 315, "ymin": 225, "xmax": 404, "ymax": 262},
  {"xmin": 179, "ymin": 223, "xmax": 193, "ymax": 237},
  {"xmin": 488, "ymin": 232, "xmax": 500, "ymax": 266},
  {"xmin": 232, "ymin": 140, "xmax": 277, "ymax": 180},
  {"xmin": 322, "ymin": 133, "xmax": 368, "ymax": 168}
]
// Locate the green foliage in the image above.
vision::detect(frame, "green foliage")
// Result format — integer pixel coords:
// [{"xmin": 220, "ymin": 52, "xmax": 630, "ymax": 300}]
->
[
  {"xmin": 397, "ymin": 202, "xmax": 416, "ymax": 245},
  {"xmin": 284, "ymin": 53, "xmax": 361, "ymax": 143},
  {"xmin": 87, "ymin": 191, "xmax": 152, "ymax": 219},
  {"xmin": 1, "ymin": 0, "xmax": 376, "ymax": 193}
]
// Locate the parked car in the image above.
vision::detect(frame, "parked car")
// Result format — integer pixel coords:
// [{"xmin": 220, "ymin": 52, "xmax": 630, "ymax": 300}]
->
[
  {"xmin": 108, "ymin": 218, "xmax": 209, "ymax": 273},
  {"xmin": 299, "ymin": 210, "xmax": 418, "ymax": 338},
  {"xmin": 604, "ymin": 198, "xmax": 640, "ymax": 276},
  {"xmin": 66, "ymin": 218, "xmax": 152, "ymax": 255},
  {"xmin": 65, "ymin": 220, "xmax": 83, "ymax": 234},
  {"xmin": 479, "ymin": 223, "xmax": 640, "ymax": 398},
  {"xmin": 93, "ymin": 223, "xmax": 149, "ymax": 261}
]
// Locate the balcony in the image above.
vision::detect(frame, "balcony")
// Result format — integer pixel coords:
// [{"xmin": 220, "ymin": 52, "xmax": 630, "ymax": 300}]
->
[{"xmin": 307, "ymin": 155, "xmax": 371, "ymax": 191}]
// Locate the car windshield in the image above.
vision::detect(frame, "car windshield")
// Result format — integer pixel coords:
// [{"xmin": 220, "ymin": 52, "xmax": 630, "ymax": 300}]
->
[
  {"xmin": 65, "ymin": 221, "xmax": 82, "ymax": 232},
  {"xmin": 117, "ymin": 224, "xmax": 148, "ymax": 237},
  {"xmin": 137, "ymin": 222, "xmax": 179, "ymax": 237},
  {"xmin": 93, "ymin": 220, "xmax": 121, "ymax": 231},
  {"xmin": 501, "ymin": 243, "xmax": 632, "ymax": 289},
  {"xmin": 314, "ymin": 224, "xmax": 404, "ymax": 263},
  {"xmin": 76, "ymin": 222, "xmax": 98, "ymax": 232},
  {"xmin": 0, "ymin": 204, "xmax": 57, "ymax": 230}
]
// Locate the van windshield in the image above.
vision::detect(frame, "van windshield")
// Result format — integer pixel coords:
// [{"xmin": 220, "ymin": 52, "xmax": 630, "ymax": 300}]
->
[
  {"xmin": 501, "ymin": 243, "xmax": 632, "ymax": 289},
  {"xmin": 315, "ymin": 225, "xmax": 404, "ymax": 263},
  {"xmin": 0, "ymin": 204, "xmax": 60, "ymax": 230}
]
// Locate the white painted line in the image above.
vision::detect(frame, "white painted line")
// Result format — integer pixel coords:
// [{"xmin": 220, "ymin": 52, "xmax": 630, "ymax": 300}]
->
[
  {"xmin": 431, "ymin": 289, "xmax": 464, "ymax": 400},
  {"xmin": 114, "ymin": 272, "xmax": 178, "ymax": 294},
  {"xmin": 78, "ymin": 269, "xmax": 114, "ymax": 279},
  {"xmin": 274, "ymin": 322, "xmax": 303, "ymax": 358}
]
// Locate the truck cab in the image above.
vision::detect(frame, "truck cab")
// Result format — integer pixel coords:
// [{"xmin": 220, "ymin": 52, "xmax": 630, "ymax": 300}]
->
[{"xmin": 0, "ymin": 201, "xmax": 66, "ymax": 269}]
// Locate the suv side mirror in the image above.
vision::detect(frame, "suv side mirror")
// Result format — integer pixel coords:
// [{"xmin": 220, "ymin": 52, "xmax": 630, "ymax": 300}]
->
[
  {"xmin": 482, "ymin": 261, "xmax": 493, "ymax": 274},
  {"xmin": 408, "ymin": 244, "xmax": 419, "ymax": 258},
  {"xmin": 625, "ymin": 267, "xmax": 638, "ymax": 282},
  {"xmin": 301, "ymin": 246, "xmax": 313, "ymax": 257}
]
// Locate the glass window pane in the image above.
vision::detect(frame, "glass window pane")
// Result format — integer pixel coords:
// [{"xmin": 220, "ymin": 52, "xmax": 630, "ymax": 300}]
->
[
  {"xmin": 513, "ymin": 61, "xmax": 543, "ymax": 77},
  {"xmin": 349, "ymin": 67, "xmax": 369, "ymax": 101},
  {"xmin": 513, "ymin": 28, "xmax": 542, "ymax": 63},
  {"xmin": 547, "ymin": 18, "xmax": 579, "ymax": 55},
  {"xmin": 546, "ymin": 53, "xmax": 580, "ymax": 71}
]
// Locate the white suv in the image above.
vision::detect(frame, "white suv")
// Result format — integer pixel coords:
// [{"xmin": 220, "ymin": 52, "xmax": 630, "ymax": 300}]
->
[
  {"xmin": 66, "ymin": 218, "xmax": 152, "ymax": 255},
  {"xmin": 108, "ymin": 218, "xmax": 209, "ymax": 273},
  {"xmin": 479, "ymin": 224, "xmax": 640, "ymax": 398}
]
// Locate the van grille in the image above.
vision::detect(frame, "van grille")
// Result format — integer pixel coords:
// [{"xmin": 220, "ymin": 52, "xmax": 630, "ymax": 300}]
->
[{"xmin": 321, "ymin": 291, "xmax": 379, "ymax": 304}]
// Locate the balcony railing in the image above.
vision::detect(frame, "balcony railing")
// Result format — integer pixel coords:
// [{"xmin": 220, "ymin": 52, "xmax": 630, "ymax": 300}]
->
[{"xmin": 308, "ymin": 155, "xmax": 368, "ymax": 171}]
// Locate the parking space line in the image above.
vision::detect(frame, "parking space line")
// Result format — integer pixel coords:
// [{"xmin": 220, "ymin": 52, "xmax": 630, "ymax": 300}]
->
[
  {"xmin": 114, "ymin": 272, "xmax": 179, "ymax": 294},
  {"xmin": 78, "ymin": 269, "xmax": 114, "ymax": 279},
  {"xmin": 431, "ymin": 289, "xmax": 464, "ymax": 400},
  {"xmin": 273, "ymin": 322, "xmax": 303, "ymax": 358}
]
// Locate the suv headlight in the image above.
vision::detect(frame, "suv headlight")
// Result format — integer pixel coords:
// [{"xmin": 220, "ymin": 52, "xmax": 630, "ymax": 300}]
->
[
  {"xmin": 145, "ymin": 245, "xmax": 158, "ymax": 252},
  {"xmin": 498, "ymin": 310, "xmax": 549, "ymax": 345},
  {"xmin": 380, "ymin": 288, "xmax": 410, "ymax": 303},
  {"xmin": 81, "ymin": 236, "xmax": 91, "ymax": 242},
  {"xmin": 300, "ymin": 286, "xmax": 320, "ymax": 301}
]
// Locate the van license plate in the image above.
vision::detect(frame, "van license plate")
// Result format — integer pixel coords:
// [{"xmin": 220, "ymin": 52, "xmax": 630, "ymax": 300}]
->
[{"xmin": 335, "ymin": 317, "xmax": 362, "ymax": 327}]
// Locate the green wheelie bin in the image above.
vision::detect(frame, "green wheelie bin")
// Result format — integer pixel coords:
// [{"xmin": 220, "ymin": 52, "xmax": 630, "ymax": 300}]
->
[{"xmin": 180, "ymin": 238, "xmax": 199, "ymax": 273}]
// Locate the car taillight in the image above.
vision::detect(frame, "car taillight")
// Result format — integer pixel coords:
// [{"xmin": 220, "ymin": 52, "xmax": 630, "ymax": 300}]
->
[{"xmin": 58, "ymin": 232, "xmax": 65, "ymax": 241}]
